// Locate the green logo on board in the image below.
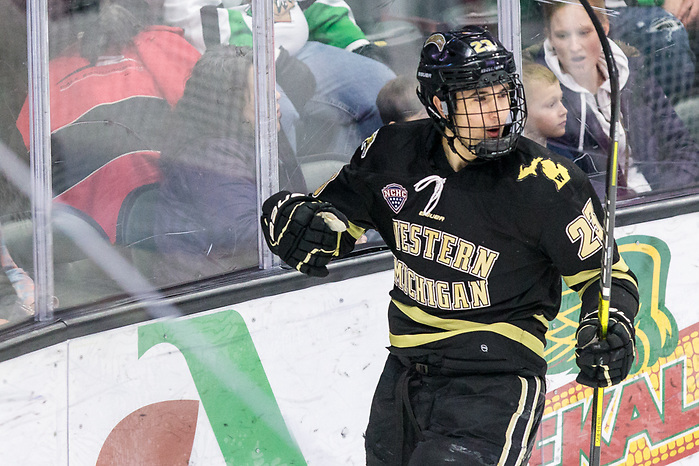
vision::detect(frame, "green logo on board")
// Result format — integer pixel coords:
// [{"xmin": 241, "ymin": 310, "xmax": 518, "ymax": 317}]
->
[
  {"xmin": 139, "ymin": 311, "xmax": 306, "ymax": 465},
  {"xmin": 545, "ymin": 235, "xmax": 678, "ymax": 376}
]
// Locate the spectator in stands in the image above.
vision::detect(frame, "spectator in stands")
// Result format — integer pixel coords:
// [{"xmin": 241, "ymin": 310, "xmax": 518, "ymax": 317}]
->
[
  {"xmin": 527, "ymin": 0, "xmax": 699, "ymax": 199},
  {"xmin": 606, "ymin": 0, "xmax": 696, "ymax": 104},
  {"xmin": 523, "ymin": 0, "xmax": 698, "ymax": 102},
  {"xmin": 656, "ymin": 0, "xmax": 699, "ymax": 93},
  {"xmin": 663, "ymin": 0, "xmax": 699, "ymax": 28},
  {"xmin": 153, "ymin": 45, "xmax": 306, "ymax": 285},
  {"xmin": 1, "ymin": 0, "xmax": 30, "ymax": 165},
  {"xmin": 376, "ymin": 75, "xmax": 428, "ymax": 125},
  {"xmin": 522, "ymin": 62, "xmax": 569, "ymax": 149},
  {"xmin": 15, "ymin": 0, "xmax": 201, "ymax": 243},
  {"xmin": 162, "ymin": 0, "xmax": 396, "ymax": 158}
]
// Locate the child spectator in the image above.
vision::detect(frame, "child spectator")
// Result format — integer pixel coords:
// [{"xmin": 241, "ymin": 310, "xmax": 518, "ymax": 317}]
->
[
  {"xmin": 528, "ymin": 0, "xmax": 699, "ymax": 199},
  {"xmin": 376, "ymin": 75, "xmax": 428, "ymax": 125},
  {"xmin": 522, "ymin": 62, "xmax": 568, "ymax": 147}
]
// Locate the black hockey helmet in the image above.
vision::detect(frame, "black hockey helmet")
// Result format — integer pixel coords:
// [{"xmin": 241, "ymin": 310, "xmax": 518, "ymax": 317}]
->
[{"xmin": 416, "ymin": 26, "xmax": 527, "ymax": 160}]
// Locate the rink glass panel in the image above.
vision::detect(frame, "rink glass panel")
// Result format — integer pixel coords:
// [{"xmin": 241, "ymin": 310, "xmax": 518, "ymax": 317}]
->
[
  {"xmin": 0, "ymin": 0, "xmax": 697, "ymax": 328},
  {"xmin": 521, "ymin": 0, "xmax": 699, "ymax": 202}
]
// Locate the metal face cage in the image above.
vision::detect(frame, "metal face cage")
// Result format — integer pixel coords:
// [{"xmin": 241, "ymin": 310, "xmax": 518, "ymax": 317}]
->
[{"xmin": 446, "ymin": 72, "xmax": 527, "ymax": 160}]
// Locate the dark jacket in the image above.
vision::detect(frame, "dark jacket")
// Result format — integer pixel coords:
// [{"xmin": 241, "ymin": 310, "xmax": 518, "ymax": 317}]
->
[
  {"xmin": 153, "ymin": 137, "xmax": 260, "ymax": 284},
  {"xmin": 528, "ymin": 42, "xmax": 699, "ymax": 198},
  {"xmin": 153, "ymin": 132, "xmax": 307, "ymax": 285}
]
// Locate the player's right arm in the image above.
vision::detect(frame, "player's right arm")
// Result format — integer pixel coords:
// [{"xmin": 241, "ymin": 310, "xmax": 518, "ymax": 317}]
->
[
  {"xmin": 260, "ymin": 128, "xmax": 386, "ymax": 276},
  {"xmin": 260, "ymin": 191, "xmax": 361, "ymax": 277}
]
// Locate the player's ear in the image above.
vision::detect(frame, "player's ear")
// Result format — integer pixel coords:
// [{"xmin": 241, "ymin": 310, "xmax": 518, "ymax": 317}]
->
[{"xmin": 432, "ymin": 95, "xmax": 448, "ymax": 118}]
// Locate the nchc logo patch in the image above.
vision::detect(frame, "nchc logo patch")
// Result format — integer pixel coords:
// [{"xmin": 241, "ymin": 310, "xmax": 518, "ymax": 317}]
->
[{"xmin": 382, "ymin": 183, "xmax": 408, "ymax": 214}]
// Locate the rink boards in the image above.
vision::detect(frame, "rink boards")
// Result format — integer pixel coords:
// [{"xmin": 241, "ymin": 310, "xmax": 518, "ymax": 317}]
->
[{"xmin": 1, "ymin": 211, "xmax": 698, "ymax": 465}]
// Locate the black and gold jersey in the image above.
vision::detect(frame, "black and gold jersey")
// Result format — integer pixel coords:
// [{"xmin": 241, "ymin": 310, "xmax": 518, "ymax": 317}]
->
[{"xmin": 314, "ymin": 119, "xmax": 639, "ymax": 377}]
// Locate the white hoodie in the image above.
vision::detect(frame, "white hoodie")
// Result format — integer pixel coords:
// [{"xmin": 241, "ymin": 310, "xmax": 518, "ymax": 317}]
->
[{"xmin": 543, "ymin": 38, "xmax": 651, "ymax": 192}]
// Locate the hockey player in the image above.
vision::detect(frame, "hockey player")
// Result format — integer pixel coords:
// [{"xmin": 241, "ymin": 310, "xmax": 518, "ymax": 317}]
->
[{"xmin": 261, "ymin": 26, "xmax": 639, "ymax": 465}]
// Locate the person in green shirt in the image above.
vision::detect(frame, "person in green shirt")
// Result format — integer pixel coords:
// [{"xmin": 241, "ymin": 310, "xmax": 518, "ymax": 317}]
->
[{"xmin": 163, "ymin": 0, "xmax": 396, "ymax": 158}]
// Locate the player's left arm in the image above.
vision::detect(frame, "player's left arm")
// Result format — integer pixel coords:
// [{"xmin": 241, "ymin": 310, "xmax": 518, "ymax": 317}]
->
[{"xmin": 543, "ymin": 181, "xmax": 639, "ymax": 387}]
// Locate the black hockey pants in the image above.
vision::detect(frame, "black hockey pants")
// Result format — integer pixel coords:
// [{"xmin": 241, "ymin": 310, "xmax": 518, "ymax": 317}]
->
[{"xmin": 365, "ymin": 354, "xmax": 545, "ymax": 465}]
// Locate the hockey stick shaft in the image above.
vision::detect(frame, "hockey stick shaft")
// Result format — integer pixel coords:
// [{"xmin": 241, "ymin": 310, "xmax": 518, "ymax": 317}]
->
[{"xmin": 577, "ymin": 1, "xmax": 620, "ymax": 465}]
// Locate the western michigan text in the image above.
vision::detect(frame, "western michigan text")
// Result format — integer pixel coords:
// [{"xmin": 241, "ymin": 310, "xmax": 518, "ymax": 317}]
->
[{"xmin": 392, "ymin": 219, "xmax": 500, "ymax": 310}]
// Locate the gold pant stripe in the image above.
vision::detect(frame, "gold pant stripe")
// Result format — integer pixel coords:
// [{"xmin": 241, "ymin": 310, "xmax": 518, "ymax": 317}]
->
[
  {"xmin": 513, "ymin": 377, "xmax": 542, "ymax": 465},
  {"xmin": 498, "ymin": 376, "xmax": 528, "ymax": 466}
]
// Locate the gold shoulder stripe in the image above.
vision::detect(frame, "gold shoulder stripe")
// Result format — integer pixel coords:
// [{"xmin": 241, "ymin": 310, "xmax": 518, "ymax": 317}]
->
[{"xmin": 389, "ymin": 299, "xmax": 545, "ymax": 357}]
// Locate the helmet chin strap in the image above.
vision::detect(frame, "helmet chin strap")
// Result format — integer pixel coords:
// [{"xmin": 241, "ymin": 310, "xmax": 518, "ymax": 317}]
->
[
  {"xmin": 424, "ymin": 102, "xmax": 479, "ymax": 165},
  {"xmin": 446, "ymin": 133, "xmax": 479, "ymax": 165}
]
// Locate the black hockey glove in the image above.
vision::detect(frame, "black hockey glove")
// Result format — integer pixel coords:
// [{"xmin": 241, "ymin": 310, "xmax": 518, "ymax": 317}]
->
[
  {"xmin": 261, "ymin": 191, "xmax": 348, "ymax": 277},
  {"xmin": 276, "ymin": 47, "xmax": 316, "ymax": 112},
  {"xmin": 575, "ymin": 309, "xmax": 636, "ymax": 388}
]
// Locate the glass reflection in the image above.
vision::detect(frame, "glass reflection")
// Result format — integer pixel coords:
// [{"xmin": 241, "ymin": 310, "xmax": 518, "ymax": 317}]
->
[
  {"xmin": 522, "ymin": 0, "xmax": 699, "ymax": 201},
  {"xmin": 0, "ymin": 0, "xmax": 32, "ymax": 326},
  {"xmin": 4, "ymin": 0, "xmax": 698, "ymax": 324},
  {"xmin": 0, "ymin": 216, "xmax": 35, "ymax": 325},
  {"xmin": 152, "ymin": 46, "xmax": 285, "ymax": 285}
]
